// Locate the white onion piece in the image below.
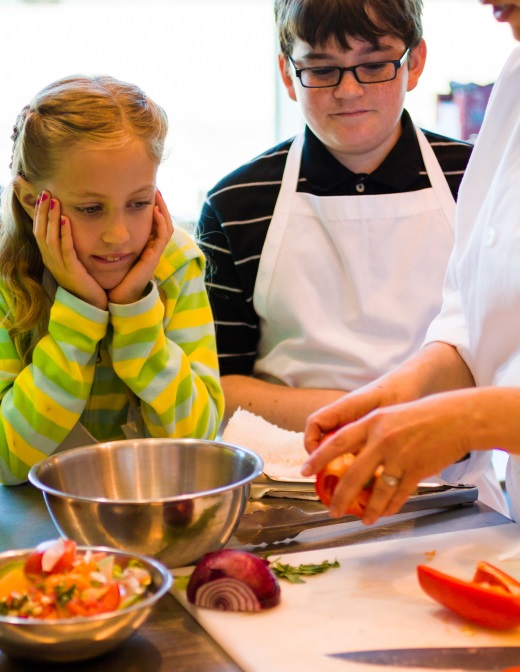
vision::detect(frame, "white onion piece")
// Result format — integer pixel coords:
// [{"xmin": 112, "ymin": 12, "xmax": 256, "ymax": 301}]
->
[
  {"xmin": 40, "ymin": 539, "xmax": 66, "ymax": 572},
  {"xmin": 194, "ymin": 578, "xmax": 262, "ymax": 612}
]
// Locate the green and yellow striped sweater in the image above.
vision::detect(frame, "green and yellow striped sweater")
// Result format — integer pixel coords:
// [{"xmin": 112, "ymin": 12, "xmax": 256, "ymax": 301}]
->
[{"xmin": 0, "ymin": 228, "xmax": 224, "ymax": 484}]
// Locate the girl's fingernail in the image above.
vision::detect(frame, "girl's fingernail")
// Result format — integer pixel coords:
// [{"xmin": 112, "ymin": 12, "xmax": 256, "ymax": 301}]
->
[
  {"xmin": 41, "ymin": 192, "xmax": 48, "ymax": 202},
  {"xmin": 36, "ymin": 197, "xmax": 41, "ymax": 206},
  {"xmin": 49, "ymin": 199, "xmax": 55, "ymax": 210},
  {"xmin": 61, "ymin": 217, "xmax": 66, "ymax": 225}
]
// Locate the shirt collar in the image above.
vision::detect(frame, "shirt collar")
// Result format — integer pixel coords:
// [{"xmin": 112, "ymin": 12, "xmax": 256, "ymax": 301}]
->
[{"xmin": 301, "ymin": 110, "xmax": 423, "ymax": 193}]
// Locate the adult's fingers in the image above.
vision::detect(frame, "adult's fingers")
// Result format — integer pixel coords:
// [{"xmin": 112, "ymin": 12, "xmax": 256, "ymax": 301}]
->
[
  {"xmin": 304, "ymin": 387, "xmax": 385, "ymax": 454},
  {"xmin": 361, "ymin": 473, "xmax": 415, "ymax": 525},
  {"xmin": 301, "ymin": 418, "xmax": 367, "ymax": 476},
  {"xmin": 326, "ymin": 446, "xmax": 385, "ymax": 518}
]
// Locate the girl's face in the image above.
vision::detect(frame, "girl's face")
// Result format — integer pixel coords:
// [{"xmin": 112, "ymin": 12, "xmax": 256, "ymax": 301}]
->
[
  {"xmin": 481, "ymin": 1, "xmax": 520, "ymax": 39},
  {"xmin": 43, "ymin": 140, "xmax": 158, "ymax": 290}
]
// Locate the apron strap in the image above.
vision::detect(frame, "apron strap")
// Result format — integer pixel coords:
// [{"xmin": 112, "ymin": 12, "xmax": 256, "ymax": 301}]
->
[
  {"xmin": 415, "ymin": 126, "xmax": 456, "ymax": 232},
  {"xmin": 254, "ymin": 134, "xmax": 304, "ymax": 316}
]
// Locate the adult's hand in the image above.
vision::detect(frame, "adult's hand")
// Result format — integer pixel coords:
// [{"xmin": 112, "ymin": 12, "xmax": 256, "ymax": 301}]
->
[
  {"xmin": 304, "ymin": 390, "xmax": 477, "ymax": 524},
  {"xmin": 304, "ymin": 343, "xmax": 474, "ymax": 459}
]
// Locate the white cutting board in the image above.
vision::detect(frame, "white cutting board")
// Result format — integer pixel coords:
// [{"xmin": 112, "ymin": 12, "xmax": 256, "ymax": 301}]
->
[{"xmin": 172, "ymin": 523, "xmax": 520, "ymax": 672}]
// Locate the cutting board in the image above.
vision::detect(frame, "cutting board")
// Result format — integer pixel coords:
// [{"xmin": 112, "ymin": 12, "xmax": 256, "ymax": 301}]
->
[{"xmin": 171, "ymin": 523, "xmax": 520, "ymax": 672}]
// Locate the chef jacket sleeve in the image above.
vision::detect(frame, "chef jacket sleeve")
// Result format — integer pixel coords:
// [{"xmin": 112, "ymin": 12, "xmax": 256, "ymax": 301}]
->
[{"xmin": 422, "ymin": 258, "xmax": 473, "ymax": 370}]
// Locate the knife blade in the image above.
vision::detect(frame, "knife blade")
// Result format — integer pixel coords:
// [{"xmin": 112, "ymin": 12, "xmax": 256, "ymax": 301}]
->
[{"xmin": 327, "ymin": 646, "xmax": 520, "ymax": 670}]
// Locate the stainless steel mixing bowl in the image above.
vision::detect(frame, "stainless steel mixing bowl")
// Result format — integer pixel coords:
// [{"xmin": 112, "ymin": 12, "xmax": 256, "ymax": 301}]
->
[
  {"xmin": 28, "ymin": 438, "xmax": 263, "ymax": 567},
  {"xmin": 0, "ymin": 546, "xmax": 172, "ymax": 663}
]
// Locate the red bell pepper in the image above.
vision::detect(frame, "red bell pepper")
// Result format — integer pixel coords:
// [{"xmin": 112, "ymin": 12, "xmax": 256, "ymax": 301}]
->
[
  {"xmin": 417, "ymin": 561, "xmax": 520, "ymax": 630},
  {"xmin": 314, "ymin": 432, "xmax": 379, "ymax": 517}
]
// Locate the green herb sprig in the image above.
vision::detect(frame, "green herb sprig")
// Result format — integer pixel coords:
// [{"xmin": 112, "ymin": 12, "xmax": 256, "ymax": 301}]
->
[{"xmin": 267, "ymin": 557, "xmax": 340, "ymax": 584}]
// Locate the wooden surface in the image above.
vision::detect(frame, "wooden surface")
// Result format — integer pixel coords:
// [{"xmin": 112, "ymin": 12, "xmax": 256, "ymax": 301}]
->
[{"xmin": 0, "ymin": 483, "xmax": 512, "ymax": 672}]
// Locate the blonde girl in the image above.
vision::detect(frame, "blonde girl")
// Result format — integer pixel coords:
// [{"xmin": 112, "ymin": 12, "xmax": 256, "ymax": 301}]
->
[{"xmin": 0, "ymin": 75, "xmax": 224, "ymax": 484}]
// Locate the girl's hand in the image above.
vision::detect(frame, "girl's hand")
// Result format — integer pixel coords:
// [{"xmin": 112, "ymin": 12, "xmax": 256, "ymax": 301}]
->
[
  {"xmin": 34, "ymin": 191, "xmax": 108, "ymax": 310},
  {"xmin": 107, "ymin": 189, "xmax": 174, "ymax": 305}
]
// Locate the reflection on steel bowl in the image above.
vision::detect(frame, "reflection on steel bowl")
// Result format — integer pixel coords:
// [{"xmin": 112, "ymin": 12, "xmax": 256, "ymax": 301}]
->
[
  {"xmin": 28, "ymin": 438, "xmax": 264, "ymax": 567},
  {"xmin": 0, "ymin": 546, "xmax": 172, "ymax": 663}
]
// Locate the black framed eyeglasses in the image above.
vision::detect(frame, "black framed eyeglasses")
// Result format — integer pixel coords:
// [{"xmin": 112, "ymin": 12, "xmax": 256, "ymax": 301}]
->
[{"xmin": 288, "ymin": 47, "xmax": 411, "ymax": 88}]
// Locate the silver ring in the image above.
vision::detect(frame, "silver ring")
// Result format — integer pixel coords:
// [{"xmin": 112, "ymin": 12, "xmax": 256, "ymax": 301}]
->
[{"xmin": 381, "ymin": 473, "xmax": 401, "ymax": 488}]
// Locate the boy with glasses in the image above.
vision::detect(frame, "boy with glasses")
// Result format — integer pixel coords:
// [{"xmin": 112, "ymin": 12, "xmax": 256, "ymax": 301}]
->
[{"xmin": 196, "ymin": 0, "xmax": 506, "ymax": 513}]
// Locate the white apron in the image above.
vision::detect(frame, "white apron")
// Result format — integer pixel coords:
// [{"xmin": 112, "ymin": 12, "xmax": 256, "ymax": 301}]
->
[
  {"xmin": 252, "ymin": 130, "xmax": 509, "ymax": 516},
  {"xmin": 253, "ymin": 129, "xmax": 455, "ymax": 389}
]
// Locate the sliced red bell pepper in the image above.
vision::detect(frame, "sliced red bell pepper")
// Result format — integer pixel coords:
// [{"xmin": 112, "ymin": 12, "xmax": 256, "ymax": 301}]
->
[{"xmin": 417, "ymin": 561, "xmax": 520, "ymax": 630}]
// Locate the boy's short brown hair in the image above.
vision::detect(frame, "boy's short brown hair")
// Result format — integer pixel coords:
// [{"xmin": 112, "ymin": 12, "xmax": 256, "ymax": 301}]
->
[{"xmin": 274, "ymin": 0, "xmax": 423, "ymax": 56}]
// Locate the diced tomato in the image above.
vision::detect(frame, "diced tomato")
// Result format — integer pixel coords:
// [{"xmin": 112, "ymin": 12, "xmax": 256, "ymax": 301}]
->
[
  {"xmin": 66, "ymin": 582, "xmax": 121, "ymax": 617},
  {"xmin": 314, "ymin": 435, "xmax": 375, "ymax": 517},
  {"xmin": 417, "ymin": 562, "xmax": 520, "ymax": 629},
  {"xmin": 24, "ymin": 552, "xmax": 46, "ymax": 578},
  {"xmin": 24, "ymin": 539, "xmax": 76, "ymax": 578}
]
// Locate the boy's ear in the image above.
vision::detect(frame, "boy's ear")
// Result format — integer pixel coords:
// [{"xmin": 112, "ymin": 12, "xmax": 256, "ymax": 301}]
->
[
  {"xmin": 406, "ymin": 39, "xmax": 427, "ymax": 93},
  {"xmin": 278, "ymin": 53, "xmax": 298, "ymax": 102},
  {"xmin": 13, "ymin": 177, "xmax": 38, "ymax": 219}
]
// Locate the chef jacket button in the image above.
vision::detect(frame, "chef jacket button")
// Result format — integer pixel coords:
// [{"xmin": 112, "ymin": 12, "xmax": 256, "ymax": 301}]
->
[
  {"xmin": 483, "ymin": 227, "xmax": 497, "ymax": 247},
  {"xmin": 355, "ymin": 182, "xmax": 365, "ymax": 193}
]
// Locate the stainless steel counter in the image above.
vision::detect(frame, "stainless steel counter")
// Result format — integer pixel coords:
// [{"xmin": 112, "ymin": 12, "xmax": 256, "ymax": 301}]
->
[{"xmin": 0, "ymin": 483, "xmax": 511, "ymax": 671}]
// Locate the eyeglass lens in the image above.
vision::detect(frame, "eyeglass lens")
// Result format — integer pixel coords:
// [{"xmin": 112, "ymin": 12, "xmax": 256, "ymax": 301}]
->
[{"xmin": 301, "ymin": 61, "xmax": 398, "ymax": 87}]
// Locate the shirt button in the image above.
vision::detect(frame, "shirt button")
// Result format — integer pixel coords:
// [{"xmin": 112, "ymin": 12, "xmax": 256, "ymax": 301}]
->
[
  {"xmin": 355, "ymin": 182, "xmax": 365, "ymax": 193},
  {"xmin": 483, "ymin": 227, "xmax": 497, "ymax": 247}
]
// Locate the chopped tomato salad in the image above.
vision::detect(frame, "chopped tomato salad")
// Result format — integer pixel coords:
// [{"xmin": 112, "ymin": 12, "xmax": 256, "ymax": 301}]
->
[{"xmin": 0, "ymin": 539, "xmax": 152, "ymax": 620}]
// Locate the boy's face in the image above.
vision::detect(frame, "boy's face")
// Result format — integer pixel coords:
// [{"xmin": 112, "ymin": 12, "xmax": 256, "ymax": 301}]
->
[{"xmin": 279, "ymin": 36, "xmax": 426, "ymax": 173}]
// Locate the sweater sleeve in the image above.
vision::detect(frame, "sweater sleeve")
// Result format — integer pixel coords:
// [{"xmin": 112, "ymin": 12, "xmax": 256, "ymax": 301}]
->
[
  {"xmin": 108, "ymin": 231, "xmax": 224, "ymax": 440},
  {"xmin": 0, "ymin": 287, "xmax": 108, "ymax": 484}
]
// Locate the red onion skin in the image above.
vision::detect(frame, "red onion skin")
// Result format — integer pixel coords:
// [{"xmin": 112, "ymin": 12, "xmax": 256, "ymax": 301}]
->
[{"xmin": 186, "ymin": 549, "xmax": 281, "ymax": 610}]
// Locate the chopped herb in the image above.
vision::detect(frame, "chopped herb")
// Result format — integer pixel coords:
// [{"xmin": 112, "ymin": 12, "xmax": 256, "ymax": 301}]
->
[
  {"xmin": 267, "ymin": 557, "xmax": 340, "ymax": 584},
  {"xmin": 8, "ymin": 595, "xmax": 27, "ymax": 609},
  {"xmin": 55, "ymin": 583, "xmax": 76, "ymax": 606}
]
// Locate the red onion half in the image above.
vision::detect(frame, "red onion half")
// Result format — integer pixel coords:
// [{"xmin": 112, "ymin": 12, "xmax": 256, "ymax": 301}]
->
[{"xmin": 186, "ymin": 549, "xmax": 281, "ymax": 612}]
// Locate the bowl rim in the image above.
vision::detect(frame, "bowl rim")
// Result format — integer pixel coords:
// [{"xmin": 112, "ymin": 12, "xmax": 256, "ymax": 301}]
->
[
  {"xmin": 0, "ymin": 545, "xmax": 173, "ymax": 626},
  {"xmin": 28, "ymin": 438, "xmax": 264, "ymax": 504}
]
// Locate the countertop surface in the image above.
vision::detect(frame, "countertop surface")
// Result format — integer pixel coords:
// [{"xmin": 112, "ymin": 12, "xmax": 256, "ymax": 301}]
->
[{"xmin": 0, "ymin": 482, "xmax": 512, "ymax": 672}]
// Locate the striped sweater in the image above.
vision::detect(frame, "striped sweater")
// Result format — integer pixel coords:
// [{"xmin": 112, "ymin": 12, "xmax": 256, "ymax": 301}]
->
[
  {"xmin": 196, "ymin": 113, "xmax": 473, "ymax": 377},
  {"xmin": 0, "ymin": 227, "xmax": 224, "ymax": 484}
]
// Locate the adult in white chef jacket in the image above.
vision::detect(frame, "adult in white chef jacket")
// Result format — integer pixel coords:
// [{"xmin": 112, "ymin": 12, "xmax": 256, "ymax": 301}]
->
[{"xmin": 302, "ymin": 0, "xmax": 520, "ymax": 523}]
